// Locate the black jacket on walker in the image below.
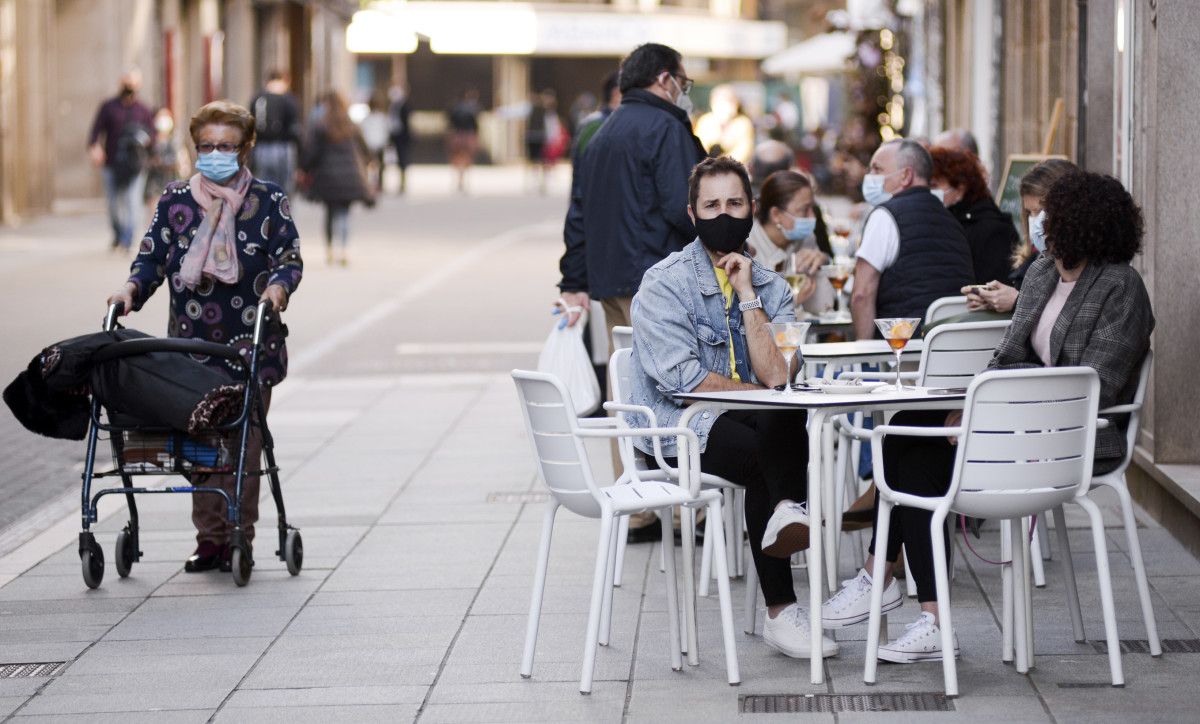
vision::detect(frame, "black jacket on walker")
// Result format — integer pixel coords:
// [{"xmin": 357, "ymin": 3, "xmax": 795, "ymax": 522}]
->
[{"xmin": 4, "ymin": 328, "xmax": 245, "ymax": 440}]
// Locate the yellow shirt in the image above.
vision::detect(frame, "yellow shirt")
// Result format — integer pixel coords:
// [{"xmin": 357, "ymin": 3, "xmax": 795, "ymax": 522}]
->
[{"xmin": 713, "ymin": 267, "xmax": 741, "ymax": 382}]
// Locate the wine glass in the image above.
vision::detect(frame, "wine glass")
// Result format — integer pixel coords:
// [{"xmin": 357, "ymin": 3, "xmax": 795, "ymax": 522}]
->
[
  {"xmin": 783, "ymin": 254, "xmax": 808, "ymax": 301},
  {"xmin": 874, "ymin": 317, "xmax": 921, "ymax": 392},
  {"xmin": 821, "ymin": 261, "xmax": 854, "ymax": 319},
  {"xmin": 766, "ymin": 322, "xmax": 810, "ymax": 395}
]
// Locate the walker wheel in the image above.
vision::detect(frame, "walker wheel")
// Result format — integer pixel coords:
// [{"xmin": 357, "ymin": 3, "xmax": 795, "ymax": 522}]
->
[
  {"xmin": 231, "ymin": 546, "xmax": 252, "ymax": 587},
  {"xmin": 81, "ymin": 542, "xmax": 105, "ymax": 589},
  {"xmin": 284, "ymin": 529, "xmax": 303, "ymax": 576},
  {"xmin": 115, "ymin": 530, "xmax": 136, "ymax": 578}
]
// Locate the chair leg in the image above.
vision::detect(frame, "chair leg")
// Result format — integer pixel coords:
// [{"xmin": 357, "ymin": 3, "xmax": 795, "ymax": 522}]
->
[
  {"xmin": 1052, "ymin": 505, "xmax": 1086, "ymax": 642},
  {"xmin": 1000, "ymin": 519, "xmax": 1014, "ymax": 664},
  {"xmin": 1112, "ymin": 482, "xmax": 1162, "ymax": 656},
  {"xmin": 734, "ymin": 489, "xmax": 746, "ymax": 577},
  {"xmin": 822, "ymin": 418, "xmax": 840, "ymax": 592},
  {"xmin": 930, "ymin": 510, "xmax": 959, "ymax": 697},
  {"xmin": 1030, "ymin": 517, "xmax": 1047, "ymax": 588},
  {"xmin": 903, "ymin": 548, "xmax": 918, "ymax": 598},
  {"xmin": 1010, "ymin": 518, "xmax": 1029, "ymax": 674},
  {"xmin": 600, "ymin": 514, "xmax": 621, "ymax": 647},
  {"xmin": 744, "ymin": 554, "xmax": 759, "ymax": 635},
  {"xmin": 698, "ymin": 511, "xmax": 713, "ymax": 598},
  {"xmin": 1041, "ymin": 509, "xmax": 1054, "ymax": 560},
  {"xmin": 1076, "ymin": 495, "xmax": 1124, "ymax": 686},
  {"xmin": 1021, "ymin": 517, "xmax": 1035, "ymax": 670},
  {"xmin": 521, "ymin": 502, "xmax": 558, "ymax": 679},
  {"xmin": 724, "ymin": 489, "xmax": 737, "ymax": 576},
  {"xmin": 579, "ymin": 513, "xmax": 615, "ymax": 694},
  {"xmin": 864, "ymin": 498, "xmax": 893, "ymax": 685},
  {"xmin": 707, "ymin": 497, "xmax": 742, "ymax": 685},
  {"xmin": 659, "ymin": 508, "xmax": 683, "ymax": 672},
  {"xmin": 613, "ymin": 514, "xmax": 630, "ymax": 588},
  {"xmin": 681, "ymin": 506, "xmax": 699, "ymax": 665}
]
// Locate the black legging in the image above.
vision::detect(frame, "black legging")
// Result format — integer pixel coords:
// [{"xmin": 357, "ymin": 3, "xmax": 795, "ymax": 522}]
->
[{"xmin": 658, "ymin": 409, "xmax": 809, "ymax": 607}]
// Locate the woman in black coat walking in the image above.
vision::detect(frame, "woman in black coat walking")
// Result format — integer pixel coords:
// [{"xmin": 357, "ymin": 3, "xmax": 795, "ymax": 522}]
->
[{"xmin": 301, "ymin": 91, "xmax": 373, "ymax": 265}]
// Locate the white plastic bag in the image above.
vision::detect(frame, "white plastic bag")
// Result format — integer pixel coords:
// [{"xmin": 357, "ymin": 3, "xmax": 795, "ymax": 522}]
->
[{"xmin": 537, "ymin": 305, "xmax": 601, "ymax": 415}]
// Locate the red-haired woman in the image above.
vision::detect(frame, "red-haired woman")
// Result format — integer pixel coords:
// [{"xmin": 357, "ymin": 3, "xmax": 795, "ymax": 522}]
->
[{"xmin": 929, "ymin": 147, "xmax": 1018, "ymax": 285}]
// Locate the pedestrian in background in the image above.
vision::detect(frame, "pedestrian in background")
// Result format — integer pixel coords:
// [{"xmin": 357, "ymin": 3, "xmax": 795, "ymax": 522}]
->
[
  {"xmin": 695, "ymin": 84, "xmax": 755, "ymax": 165},
  {"xmin": 248, "ymin": 69, "xmax": 301, "ymax": 195},
  {"xmin": 447, "ymin": 88, "xmax": 481, "ymax": 193},
  {"xmin": 144, "ymin": 108, "xmax": 188, "ymax": 201},
  {"xmin": 388, "ymin": 83, "xmax": 413, "ymax": 194},
  {"xmin": 88, "ymin": 69, "xmax": 154, "ymax": 251},
  {"xmin": 526, "ymin": 89, "xmax": 566, "ymax": 195},
  {"xmin": 106, "ymin": 100, "xmax": 303, "ymax": 573},
  {"xmin": 301, "ymin": 91, "xmax": 374, "ymax": 266},
  {"xmin": 359, "ymin": 90, "xmax": 391, "ymax": 196},
  {"xmin": 557, "ymin": 42, "xmax": 705, "ymax": 543}
]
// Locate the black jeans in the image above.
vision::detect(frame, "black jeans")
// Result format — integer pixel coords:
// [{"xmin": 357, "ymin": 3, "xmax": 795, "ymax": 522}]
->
[
  {"xmin": 658, "ymin": 409, "xmax": 809, "ymax": 607},
  {"xmin": 867, "ymin": 409, "xmax": 957, "ymax": 603}
]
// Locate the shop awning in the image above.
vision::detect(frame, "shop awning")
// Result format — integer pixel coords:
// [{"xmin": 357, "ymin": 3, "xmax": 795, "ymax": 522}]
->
[
  {"xmin": 347, "ymin": 2, "xmax": 787, "ymax": 60},
  {"xmin": 761, "ymin": 31, "xmax": 856, "ymax": 76}
]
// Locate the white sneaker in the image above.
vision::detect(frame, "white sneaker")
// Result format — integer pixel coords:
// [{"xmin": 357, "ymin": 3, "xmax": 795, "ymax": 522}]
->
[
  {"xmin": 877, "ymin": 612, "xmax": 959, "ymax": 663},
  {"xmin": 763, "ymin": 603, "xmax": 839, "ymax": 658},
  {"xmin": 761, "ymin": 501, "xmax": 811, "ymax": 558},
  {"xmin": 821, "ymin": 568, "xmax": 903, "ymax": 629}
]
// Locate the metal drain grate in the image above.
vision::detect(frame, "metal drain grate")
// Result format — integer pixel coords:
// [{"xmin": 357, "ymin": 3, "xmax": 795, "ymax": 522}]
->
[
  {"xmin": 486, "ymin": 492, "xmax": 549, "ymax": 504},
  {"xmin": 739, "ymin": 693, "xmax": 953, "ymax": 714},
  {"xmin": 1090, "ymin": 638, "xmax": 1200, "ymax": 654},
  {"xmin": 0, "ymin": 662, "xmax": 65, "ymax": 679}
]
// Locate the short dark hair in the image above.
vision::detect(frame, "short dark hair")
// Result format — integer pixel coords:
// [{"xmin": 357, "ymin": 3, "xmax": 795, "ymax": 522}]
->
[
  {"xmin": 618, "ymin": 43, "xmax": 682, "ymax": 93},
  {"xmin": 889, "ymin": 139, "xmax": 934, "ymax": 182},
  {"xmin": 688, "ymin": 156, "xmax": 752, "ymax": 211},
  {"xmin": 1042, "ymin": 171, "xmax": 1143, "ymax": 269},
  {"xmin": 266, "ymin": 68, "xmax": 288, "ymax": 83}
]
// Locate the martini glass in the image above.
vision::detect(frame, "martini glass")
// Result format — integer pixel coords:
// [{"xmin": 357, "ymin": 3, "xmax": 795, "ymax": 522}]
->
[
  {"xmin": 874, "ymin": 317, "xmax": 921, "ymax": 392},
  {"xmin": 766, "ymin": 321, "xmax": 810, "ymax": 395}
]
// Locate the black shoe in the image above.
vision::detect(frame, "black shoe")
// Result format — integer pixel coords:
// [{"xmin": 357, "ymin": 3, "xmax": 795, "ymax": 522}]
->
[
  {"xmin": 184, "ymin": 542, "xmax": 224, "ymax": 573},
  {"xmin": 626, "ymin": 518, "xmax": 663, "ymax": 544}
]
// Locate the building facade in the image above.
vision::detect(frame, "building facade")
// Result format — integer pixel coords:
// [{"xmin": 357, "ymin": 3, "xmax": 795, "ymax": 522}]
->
[{"xmin": 0, "ymin": 0, "xmax": 356, "ymax": 225}]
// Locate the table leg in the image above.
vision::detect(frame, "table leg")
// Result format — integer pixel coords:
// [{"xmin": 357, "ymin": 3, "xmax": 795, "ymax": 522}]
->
[
  {"xmin": 822, "ymin": 417, "xmax": 838, "ymax": 593},
  {"xmin": 808, "ymin": 408, "xmax": 828, "ymax": 685}
]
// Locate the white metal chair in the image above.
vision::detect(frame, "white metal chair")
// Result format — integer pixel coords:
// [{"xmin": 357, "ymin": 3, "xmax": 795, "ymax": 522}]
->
[
  {"xmin": 1051, "ymin": 350, "xmax": 1160, "ymax": 655},
  {"xmin": 611, "ymin": 325, "xmax": 633, "ymax": 353},
  {"xmin": 830, "ymin": 320, "xmax": 1012, "ymax": 591},
  {"xmin": 862, "ymin": 367, "xmax": 1121, "ymax": 696},
  {"xmin": 925, "ymin": 295, "xmax": 972, "ymax": 325},
  {"xmin": 606, "ymin": 348, "xmax": 761, "ymax": 638},
  {"xmin": 512, "ymin": 370, "xmax": 740, "ymax": 693}
]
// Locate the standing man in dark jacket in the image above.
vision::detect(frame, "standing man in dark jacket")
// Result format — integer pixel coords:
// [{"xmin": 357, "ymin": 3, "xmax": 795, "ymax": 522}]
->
[
  {"xmin": 88, "ymin": 70, "xmax": 154, "ymax": 251},
  {"xmin": 850, "ymin": 139, "xmax": 974, "ymax": 340},
  {"xmin": 557, "ymin": 42, "xmax": 705, "ymax": 337},
  {"xmin": 249, "ymin": 69, "xmax": 302, "ymax": 195}
]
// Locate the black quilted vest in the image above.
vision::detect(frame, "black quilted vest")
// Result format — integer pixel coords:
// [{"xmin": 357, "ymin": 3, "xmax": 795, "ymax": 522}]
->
[{"xmin": 874, "ymin": 187, "xmax": 974, "ymax": 321}]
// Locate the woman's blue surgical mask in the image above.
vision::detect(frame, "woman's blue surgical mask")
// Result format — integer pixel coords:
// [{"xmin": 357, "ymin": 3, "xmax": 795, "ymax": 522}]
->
[
  {"xmin": 861, "ymin": 173, "xmax": 893, "ymax": 206},
  {"xmin": 196, "ymin": 150, "xmax": 240, "ymax": 182},
  {"xmin": 1028, "ymin": 210, "xmax": 1047, "ymax": 253},
  {"xmin": 780, "ymin": 212, "xmax": 817, "ymax": 242}
]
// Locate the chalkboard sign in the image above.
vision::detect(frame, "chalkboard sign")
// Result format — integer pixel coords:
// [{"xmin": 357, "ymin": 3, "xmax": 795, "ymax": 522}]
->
[{"xmin": 995, "ymin": 154, "xmax": 1067, "ymax": 231}]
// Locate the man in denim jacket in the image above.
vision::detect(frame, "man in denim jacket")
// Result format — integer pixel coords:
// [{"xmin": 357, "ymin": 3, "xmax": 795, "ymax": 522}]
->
[{"xmin": 630, "ymin": 157, "xmax": 838, "ymax": 660}]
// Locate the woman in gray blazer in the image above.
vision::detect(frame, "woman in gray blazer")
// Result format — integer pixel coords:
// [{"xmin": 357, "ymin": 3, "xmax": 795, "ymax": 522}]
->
[{"xmin": 819, "ymin": 170, "xmax": 1153, "ymax": 663}]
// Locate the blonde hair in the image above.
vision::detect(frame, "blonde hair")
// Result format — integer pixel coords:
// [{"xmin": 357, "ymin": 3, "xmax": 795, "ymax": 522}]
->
[
  {"xmin": 1012, "ymin": 159, "xmax": 1078, "ymax": 269},
  {"xmin": 189, "ymin": 100, "xmax": 256, "ymax": 166}
]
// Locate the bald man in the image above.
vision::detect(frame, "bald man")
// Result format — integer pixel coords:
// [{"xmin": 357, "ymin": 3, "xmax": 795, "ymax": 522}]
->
[{"xmin": 932, "ymin": 128, "xmax": 979, "ymax": 158}]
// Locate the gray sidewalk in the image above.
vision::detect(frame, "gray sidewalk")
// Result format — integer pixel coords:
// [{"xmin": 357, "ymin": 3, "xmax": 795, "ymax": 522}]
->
[{"xmin": 1, "ymin": 366, "xmax": 1200, "ymax": 723}]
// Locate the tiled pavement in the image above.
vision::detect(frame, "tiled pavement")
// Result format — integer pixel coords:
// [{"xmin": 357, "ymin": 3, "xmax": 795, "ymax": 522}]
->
[{"xmin": 1, "ymin": 371, "xmax": 1199, "ymax": 722}]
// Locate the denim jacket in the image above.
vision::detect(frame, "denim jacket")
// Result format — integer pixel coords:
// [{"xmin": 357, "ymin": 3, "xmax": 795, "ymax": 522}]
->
[{"xmin": 630, "ymin": 239, "xmax": 796, "ymax": 457}]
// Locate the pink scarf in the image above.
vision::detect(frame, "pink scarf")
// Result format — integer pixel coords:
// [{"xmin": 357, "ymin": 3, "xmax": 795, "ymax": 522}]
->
[{"xmin": 180, "ymin": 167, "xmax": 253, "ymax": 289}]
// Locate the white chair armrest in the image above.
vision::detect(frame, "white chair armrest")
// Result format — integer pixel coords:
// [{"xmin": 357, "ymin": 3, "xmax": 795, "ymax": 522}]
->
[
  {"xmin": 832, "ymin": 413, "xmax": 872, "ymax": 440},
  {"xmin": 577, "ymin": 425, "xmax": 703, "ymax": 495},
  {"xmin": 603, "ymin": 402, "xmax": 671, "ymax": 473},
  {"xmin": 1099, "ymin": 404, "xmax": 1139, "ymax": 416},
  {"xmin": 869, "ymin": 424, "xmax": 962, "ymax": 502},
  {"xmin": 577, "ymin": 417, "xmax": 620, "ymax": 429}
]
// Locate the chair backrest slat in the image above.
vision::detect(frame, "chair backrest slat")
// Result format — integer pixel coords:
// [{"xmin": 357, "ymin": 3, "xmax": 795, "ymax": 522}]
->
[
  {"xmin": 950, "ymin": 368, "xmax": 1099, "ymax": 511},
  {"xmin": 918, "ymin": 320, "xmax": 1010, "ymax": 389},
  {"xmin": 512, "ymin": 371, "xmax": 603, "ymax": 517}
]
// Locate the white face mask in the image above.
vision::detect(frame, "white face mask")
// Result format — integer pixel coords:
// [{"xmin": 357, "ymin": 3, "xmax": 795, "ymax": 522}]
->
[
  {"xmin": 931, "ymin": 188, "xmax": 946, "ymax": 205},
  {"xmin": 1028, "ymin": 210, "xmax": 1047, "ymax": 253},
  {"xmin": 668, "ymin": 75, "xmax": 694, "ymax": 115},
  {"xmin": 862, "ymin": 173, "xmax": 892, "ymax": 206}
]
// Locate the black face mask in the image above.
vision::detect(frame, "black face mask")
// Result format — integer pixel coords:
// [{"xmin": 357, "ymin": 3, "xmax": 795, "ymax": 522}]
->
[{"xmin": 694, "ymin": 213, "xmax": 753, "ymax": 254}]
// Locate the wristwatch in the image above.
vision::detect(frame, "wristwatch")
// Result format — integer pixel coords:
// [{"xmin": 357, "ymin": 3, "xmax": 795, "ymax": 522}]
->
[{"xmin": 737, "ymin": 296, "xmax": 763, "ymax": 312}]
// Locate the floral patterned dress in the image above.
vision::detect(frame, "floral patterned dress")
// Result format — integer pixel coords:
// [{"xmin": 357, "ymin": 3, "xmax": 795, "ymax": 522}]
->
[{"xmin": 127, "ymin": 177, "xmax": 304, "ymax": 387}]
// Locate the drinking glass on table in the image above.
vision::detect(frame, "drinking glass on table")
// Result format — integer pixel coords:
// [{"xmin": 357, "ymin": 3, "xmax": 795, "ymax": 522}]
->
[
  {"xmin": 766, "ymin": 321, "xmax": 810, "ymax": 395},
  {"xmin": 874, "ymin": 317, "xmax": 921, "ymax": 392},
  {"xmin": 783, "ymin": 253, "xmax": 808, "ymax": 299},
  {"xmin": 821, "ymin": 261, "xmax": 854, "ymax": 318}
]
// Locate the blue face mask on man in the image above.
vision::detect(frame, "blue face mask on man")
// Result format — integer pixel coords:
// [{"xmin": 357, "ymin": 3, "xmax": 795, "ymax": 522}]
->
[
  {"xmin": 196, "ymin": 151, "xmax": 240, "ymax": 182},
  {"xmin": 861, "ymin": 170, "xmax": 902, "ymax": 206},
  {"xmin": 780, "ymin": 213, "xmax": 817, "ymax": 242}
]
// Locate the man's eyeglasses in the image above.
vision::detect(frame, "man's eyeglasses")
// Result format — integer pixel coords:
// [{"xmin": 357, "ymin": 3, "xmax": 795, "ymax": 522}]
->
[
  {"xmin": 195, "ymin": 143, "xmax": 242, "ymax": 154},
  {"xmin": 675, "ymin": 75, "xmax": 695, "ymax": 95}
]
